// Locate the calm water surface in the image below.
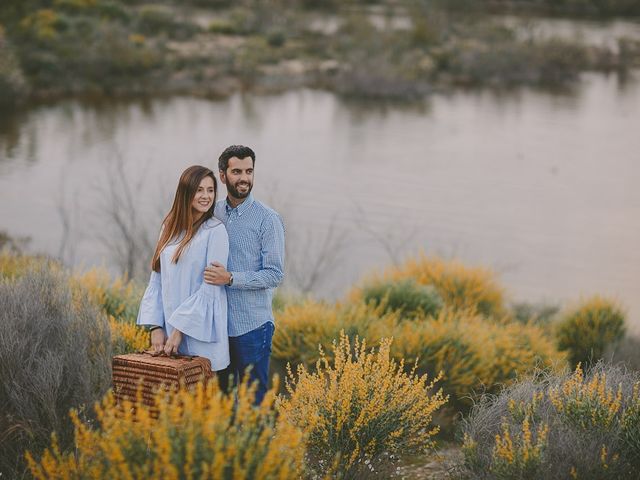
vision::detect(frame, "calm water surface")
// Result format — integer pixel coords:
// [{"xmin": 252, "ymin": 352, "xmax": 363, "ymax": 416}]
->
[{"xmin": 1, "ymin": 73, "xmax": 639, "ymax": 329}]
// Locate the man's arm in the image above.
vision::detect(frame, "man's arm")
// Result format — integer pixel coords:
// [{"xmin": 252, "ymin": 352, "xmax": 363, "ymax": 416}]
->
[{"xmin": 204, "ymin": 213, "xmax": 285, "ymax": 290}]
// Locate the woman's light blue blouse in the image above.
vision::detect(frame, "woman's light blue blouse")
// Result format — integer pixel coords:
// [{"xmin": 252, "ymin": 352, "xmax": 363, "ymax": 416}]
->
[{"xmin": 136, "ymin": 218, "xmax": 230, "ymax": 371}]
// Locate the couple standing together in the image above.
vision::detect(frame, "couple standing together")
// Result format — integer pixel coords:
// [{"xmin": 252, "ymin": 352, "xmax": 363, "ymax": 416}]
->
[{"xmin": 136, "ymin": 144, "xmax": 285, "ymax": 405}]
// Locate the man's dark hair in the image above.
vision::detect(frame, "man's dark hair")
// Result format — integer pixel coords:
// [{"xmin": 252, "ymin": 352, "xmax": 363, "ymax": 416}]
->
[{"xmin": 218, "ymin": 145, "xmax": 256, "ymax": 172}]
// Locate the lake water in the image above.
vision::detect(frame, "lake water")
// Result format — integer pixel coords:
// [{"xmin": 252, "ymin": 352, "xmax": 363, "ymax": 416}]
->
[{"xmin": 1, "ymin": 72, "xmax": 639, "ymax": 329}]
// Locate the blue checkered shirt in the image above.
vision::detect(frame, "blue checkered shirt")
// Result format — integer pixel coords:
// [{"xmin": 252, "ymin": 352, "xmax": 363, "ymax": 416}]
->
[{"xmin": 214, "ymin": 194, "xmax": 285, "ymax": 337}]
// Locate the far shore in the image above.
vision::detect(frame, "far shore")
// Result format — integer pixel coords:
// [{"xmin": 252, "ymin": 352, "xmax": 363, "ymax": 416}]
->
[{"xmin": 2, "ymin": 3, "xmax": 640, "ymax": 108}]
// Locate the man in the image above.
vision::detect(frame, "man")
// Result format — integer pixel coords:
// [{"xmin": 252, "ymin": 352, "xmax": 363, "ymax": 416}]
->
[{"xmin": 203, "ymin": 145, "xmax": 285, "ymax": 405}]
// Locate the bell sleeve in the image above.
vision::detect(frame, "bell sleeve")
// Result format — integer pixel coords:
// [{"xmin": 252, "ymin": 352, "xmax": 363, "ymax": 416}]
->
[
  {"xmin": 166, "ymin": 224, "xmax": 229, "ymax": 343},
  {"xmin": 136, "ymin": 270, "xmax": 165, "ymax": 328}
]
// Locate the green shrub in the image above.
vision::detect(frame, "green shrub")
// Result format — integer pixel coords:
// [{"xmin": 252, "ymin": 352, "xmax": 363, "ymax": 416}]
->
[
  {"xmin": 556, "ymin": 296, "xmax": 626, "ymax": 368},
  {"xmin": 227, "ymin": 7, "xmax": 258, "ymax": 35},
  {"xmin": 362, "ymin": 278, "xmax": 443, "ymax": 318},
  {"xmin": 0, "ymin": 1, "xmax": 51, "ymax": 25},
  {"xmin": 435, "ymin": 0, "xmax": 640, "ymax": 17},
  {"xmin": 510, "ymin": 301, "xmax": 560, "ymax": 326},
  {"xmin": 206, "ymin": 6, "xmax": 263, "ymax": 36},
  {"xmin": 136, "ymin": 5, "xmax": 200, "ymax": 39},
  {"xmin": 0, "ymin": 28, "xmax": 28, "ymax": 105},
  {"xmin": 94, "ymin": 1, "xmax": 131, "ymax": 22},
  {"xmin": 377, "ymin": 254, "xmax": 507, "ymax": 317},
  {"xmin": 186, "ymin": 0, "xmax": 232, "ymax": 6},
  {"xmin": 266, "ymin": 29, "xmax": 286, "ymax": 48},
  {"xmin": 0, "ymin": 266, "xmax": 112, "ymax": 478},
  {"xmin": 461, "ymin": 363, "xmax": 640, "ymax": 479},
  {"xmin": 208, "ymin": 18, "xmax": 237, "ymax": 35},
  {"xmin": 444, "ymin": 37, "xmax": 589, "ymax": 86},
  {"xmin": 541, "ymin": 0, "xmax": 640, "ymax": 16},
  {"xmin": 53, "ymin": 0, "xmax": 127, "ymax": 18},
  {"xmin": 14, "ymin": 6, "xmax": 165, "ymax": 91}
]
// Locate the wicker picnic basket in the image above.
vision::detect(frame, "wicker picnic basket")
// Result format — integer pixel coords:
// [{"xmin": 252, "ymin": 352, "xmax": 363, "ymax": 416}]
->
[{"xmin": 112, "ymin": 351, "xmax": 213, "ymax": 407}]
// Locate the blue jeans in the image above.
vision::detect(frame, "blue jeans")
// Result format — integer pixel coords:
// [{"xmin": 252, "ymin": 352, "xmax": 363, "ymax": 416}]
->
[{"xmin": 218, "ymin": 321, "xmax": 274, "ymax": 405}]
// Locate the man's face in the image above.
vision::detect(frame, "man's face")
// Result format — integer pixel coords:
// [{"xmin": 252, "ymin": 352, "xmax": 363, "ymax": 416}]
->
[{"xmin": 220, "ymin": 156, "xmax": 254, "ymax": 200}]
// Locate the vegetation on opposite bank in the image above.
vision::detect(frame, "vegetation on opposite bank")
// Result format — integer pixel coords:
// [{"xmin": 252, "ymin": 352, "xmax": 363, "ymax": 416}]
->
[{"xmin": 1, "ymin": 0, "xmax": 640, "ymax": 106}]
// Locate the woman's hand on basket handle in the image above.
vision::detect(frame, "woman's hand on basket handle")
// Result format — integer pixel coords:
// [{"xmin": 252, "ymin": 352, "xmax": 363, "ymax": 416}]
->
[
  {"xmin": 164, "ymin": 330, "xmax": 183, "ymax": 355},
  {"xmin": 151, "ymin": 329, "xmax": 166, "ymax": 353}
]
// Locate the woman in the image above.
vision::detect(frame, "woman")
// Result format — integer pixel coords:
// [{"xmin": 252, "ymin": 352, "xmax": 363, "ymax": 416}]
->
[{"xmin": 136, "ymin": 165, "xmax": 229, "ymax": 372}]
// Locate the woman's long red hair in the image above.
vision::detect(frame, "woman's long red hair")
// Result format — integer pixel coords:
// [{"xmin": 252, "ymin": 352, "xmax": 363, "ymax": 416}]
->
[{"xmin": 151, "ymin": 165, "xmax": 217, "ymax": 272}]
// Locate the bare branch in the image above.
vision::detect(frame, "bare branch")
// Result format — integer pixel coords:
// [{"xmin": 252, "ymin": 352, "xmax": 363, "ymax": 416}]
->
[
  {"xmin": 285, "ymin": 215, "xmax": 351, "ymax": 295},
  {"xmin": 91, "ymin": 147, "xmax": 160, "ymax": 280},
  {"xmin": 55, "ymin": 173, "xmax": 83, "ymax": 265},
  {"xmin": 350, "ymin": 201, "xmax": 419, "ymax": 266},
  {"xmin": 259, "ymin": 184, "xmax": 351, "ymax": 295}
]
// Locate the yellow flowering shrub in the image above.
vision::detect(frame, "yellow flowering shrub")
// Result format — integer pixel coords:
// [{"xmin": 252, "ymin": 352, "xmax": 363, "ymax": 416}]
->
[
  {"xmin": 491, "ymin": 418, "xmax": 549, "ymax": 479},
  {"xmin": 272, "ymin": 300, "xmax": 342, "ymax": 367},
  {"xmin": 19, "ymin": 9, "xmax": 61, "ymax": 40},
  {"xmin": 70, "ymin": 267, "xmax": 143, "ymax": 322},
  {"xmin": 272, "ymin": 300, "xmax": 398, "ymax": 368},
  {"xmin": 462, "ymin": 364, "xmax": 640, "ymax": 479},
  {"xmin": 278, "ymin": 332, "xmax": 448, "ymax": 478},
  {"xmin": 360, "ymin": 254, "xmax": 506, "ymax": 317},
  {"xmin": 556, "ymin": 296, "xmax": 626, "ymax": 368},
  {"xmin": 391, "ymin": 310, "xmax": 483, "ymax": 410},
  {"xmin": 549, "ymin": 364, "xmax": 623, "ymax": 431},
  {"xmin": 392, "ymin": 309, "xmax": 565, "ymax": 410},
  {"xmin": 128, "ymin": 33, "xmax": 146, "ymax": 45},
  {"xmin": 0, "ymin": 253, "xmax": 60, "ymax": 278},
  {"xmin": 109, "ymin": 315, "xmax": 149, "ymax": 355},
  {"xmin": 275, "ymin": 296, "xmax": 563, "ymax": 419},
  {"xmin": 487, "ymin": 320, "xmax": 566, "ymax": 386},
  {"xmin": 27, "ymin": 380, "xmax": 305, "ymax": 479}
]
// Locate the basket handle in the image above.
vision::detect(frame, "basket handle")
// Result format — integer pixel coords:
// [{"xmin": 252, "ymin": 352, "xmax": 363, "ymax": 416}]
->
[{"xmin": 138, "ymin": 349, "xmax": 195, "ymax": 361}]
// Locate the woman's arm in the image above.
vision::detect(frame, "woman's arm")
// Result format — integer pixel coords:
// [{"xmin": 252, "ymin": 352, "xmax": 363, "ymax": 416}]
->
[
  {"xmin": 165, "ymin": 224, "xmax": 229, "ymax": 343},
  {"xmin": 136, "ymin": 270, "xmax": 166, "ymax": 352}
]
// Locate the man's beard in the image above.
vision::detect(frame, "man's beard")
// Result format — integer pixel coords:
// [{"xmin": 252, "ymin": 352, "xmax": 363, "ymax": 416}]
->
[{"xmin": 227, "ymin": 180, "xmax": 252, "ymax": 199}]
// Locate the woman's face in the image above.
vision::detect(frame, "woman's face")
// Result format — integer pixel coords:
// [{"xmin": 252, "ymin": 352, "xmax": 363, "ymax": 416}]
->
[{"xmin": 191, "ymin": 175, "xmax": 215, "ymax": 218}]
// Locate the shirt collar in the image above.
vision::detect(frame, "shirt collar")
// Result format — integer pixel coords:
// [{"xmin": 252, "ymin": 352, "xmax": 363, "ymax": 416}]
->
[{"xmin": 226, "ymin": 193, "xmax": 254, "ymax": 216}]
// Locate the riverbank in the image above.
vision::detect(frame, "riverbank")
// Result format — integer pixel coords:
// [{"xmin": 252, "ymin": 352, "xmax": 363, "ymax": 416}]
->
[
  {"xmin": 469, "ymin": 0, "xmax": 640, "ymax": 18},
  {"xmin": 2, "ymin": 1, "xmax": 640, "ymax": 105}
]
